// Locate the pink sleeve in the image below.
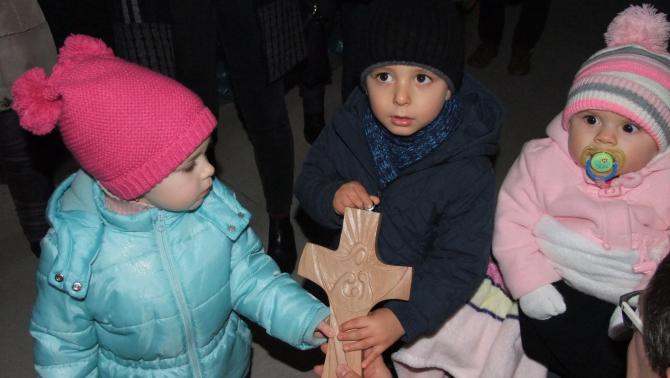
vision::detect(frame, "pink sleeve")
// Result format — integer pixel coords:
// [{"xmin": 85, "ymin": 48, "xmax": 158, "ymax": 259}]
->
[{"xmin": 493, "ymin": 142, "xmax": 562, "ymax": 298}]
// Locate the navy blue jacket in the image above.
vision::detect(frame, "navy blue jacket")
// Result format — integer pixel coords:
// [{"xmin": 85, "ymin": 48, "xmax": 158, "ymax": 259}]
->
[{"xmin": 295, "ymin": 75, "xmax": 503, "ymax": 342}]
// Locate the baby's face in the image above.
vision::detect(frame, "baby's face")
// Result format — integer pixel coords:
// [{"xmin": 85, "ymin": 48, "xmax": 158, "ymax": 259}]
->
[
  {"xmin": 138, "ymin": 138, "xmax": 214, "ymax": 211},
  {"xmin": 568, "ymin": 109, "xmax": 658, "ymax": 176},
  {"xmin": 365, "ymin": 64, "xmax": 451, "ymax": 136}
]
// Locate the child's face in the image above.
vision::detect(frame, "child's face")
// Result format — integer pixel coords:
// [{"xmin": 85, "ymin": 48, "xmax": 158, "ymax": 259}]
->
[
  {"xmin": 365, "ymin": 64, "xmax": 451, "ymax": 136},
  {"xmin": 138, "ymin": 138, "xmax": 214, "ymax": 211},
  {"xmin": 568, "ymin": 110, "xmax": 659, "ymax": 176}
]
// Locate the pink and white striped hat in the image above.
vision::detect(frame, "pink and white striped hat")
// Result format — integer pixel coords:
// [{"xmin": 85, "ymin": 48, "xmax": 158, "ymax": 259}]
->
[{"xmin": 562, "ymin": 4, "xmax": 670, "ymax": 151}]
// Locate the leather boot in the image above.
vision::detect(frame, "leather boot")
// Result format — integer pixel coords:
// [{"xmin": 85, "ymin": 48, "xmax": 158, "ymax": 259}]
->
[{"xmin": 267, "ymin": 217, "xmax": 297, "ymax": 273}]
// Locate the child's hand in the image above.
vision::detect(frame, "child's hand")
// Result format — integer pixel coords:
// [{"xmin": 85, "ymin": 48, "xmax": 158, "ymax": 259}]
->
[
  {"xmin": 314, "ymin": 317, "xmax": 336, "ymax": 340},
  {"xmin": 519, "ymin": 284, "xmax": 566, "ymax": 320},
  {"xmin": 333, "ymin": 181, "xmax": 380, "ymax": 215},
  {"xmin": 313, "ymin": 343, "xmax": 392, "ymax": 378},
  {"xmin": 337, "ymin": 308, "xmax": 404, "ymax": 368}
]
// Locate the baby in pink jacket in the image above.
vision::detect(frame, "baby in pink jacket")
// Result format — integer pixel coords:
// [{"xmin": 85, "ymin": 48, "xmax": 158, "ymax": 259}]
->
[{"xmin": 493, "ymin": 5, "xmax": 670, "ymax": 377}]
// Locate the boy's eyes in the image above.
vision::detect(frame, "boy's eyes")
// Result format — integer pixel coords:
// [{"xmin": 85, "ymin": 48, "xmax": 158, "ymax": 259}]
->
[
  {"xmin": 416, "ymin": 74, "xmax": 432, "ymax": 84},
  {"xmin": 375, "ymin": 72, "xmax": 391, "ymax": 82},
  {"xmin": 373, "ymin": 72, "xmax": 433, "ymax": 83}
]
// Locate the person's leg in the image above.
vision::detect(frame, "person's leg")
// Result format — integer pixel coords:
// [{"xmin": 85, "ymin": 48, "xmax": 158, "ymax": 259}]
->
[
  {"xmin": 507, "ymin": 0, "xmax": 550, "ymax": 75},
  {"xmin": 478, "ymin": 0, "xmax": 505, "ymax": 46},
  {"xmin": 519, "ymin": 281, "xmax": 628, "ymax": 378},
  {"xmin": 467, "ymin": 0, "xmax": 505, "ymax": 68},
  {"xmin": 0, "ymin": 110, "xmax": 54, "ymax": 257},
  {"xmin": 340, "ymin": 0, "xmax": 370, "ymax": 102},
  {"xmin": 169, "ymin": 0, "xmax": 219, "ymax": 164},
  {"xmin": 218, "ymin": 0, "xmax": 297, "ymax": 273},
  {"xmin": 511, "ymin": 0, "xmax": 550, "ymax": 51},
  {"xmin": 300, "ymin": 84, "xmax": 326, "ymax": 144},
  {"xmin": 170, "ymin": 0, "xmax": 218, "ymax": 117},
  {"xmin": 299, "ymin": 0, "xmax": 337, "ymax": 144}
]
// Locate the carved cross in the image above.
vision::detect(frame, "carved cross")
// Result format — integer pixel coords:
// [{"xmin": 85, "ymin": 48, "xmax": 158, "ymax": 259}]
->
[{"xmin": 298, "ymin": 207, "xmax": 413, "ymax": 378}]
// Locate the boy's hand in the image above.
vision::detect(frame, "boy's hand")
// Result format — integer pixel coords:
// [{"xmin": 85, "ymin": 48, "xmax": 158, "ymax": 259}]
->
[
  {"xmin": 313, "ymin": 344, "xmax": 392, "ymax": 378},
  {"xmin": 333, "ymin": 181, "xmax": 380, "ymax": 215},
  {"xmin": 337, "ymin": 308, "xmax": 404, "ymax": 368},
  {"xmin": 314, "ymin": 317, "xmax": 336, "ymax": 340}
]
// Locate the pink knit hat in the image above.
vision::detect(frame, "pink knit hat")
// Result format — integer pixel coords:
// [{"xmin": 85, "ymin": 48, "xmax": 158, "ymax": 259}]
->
[
  {"xmin": 562, "ymin": 4, "xmax": 670, "ymax": 151},
  {"xmin": 11, "ymin": 35, "xmax": 216, "ymax": 200}
]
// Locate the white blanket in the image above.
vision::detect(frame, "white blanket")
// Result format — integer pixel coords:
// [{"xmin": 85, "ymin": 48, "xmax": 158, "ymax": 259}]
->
[{"xmin": 533, "ymin": 215, "xmax": 665, "ymax": 304}]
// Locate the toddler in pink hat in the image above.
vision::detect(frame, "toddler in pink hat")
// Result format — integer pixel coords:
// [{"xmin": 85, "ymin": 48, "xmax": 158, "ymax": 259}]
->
[
  {"xmin": 12, "ymin": 34, "xmax": 331, "ymax": 377},
  {"xmin": 492, "ymin": 4, "xmax": 670, "ymax": 377}
]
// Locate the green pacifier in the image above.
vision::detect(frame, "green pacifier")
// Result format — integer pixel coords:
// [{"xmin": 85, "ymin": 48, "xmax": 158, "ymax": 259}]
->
[
  {"xmin": 590, "ymin": 152, "xmax": 614, "ymax": 173},
  {"xmin": 586, "ymin": 151, "xmax": 618, "ymax": 181}
]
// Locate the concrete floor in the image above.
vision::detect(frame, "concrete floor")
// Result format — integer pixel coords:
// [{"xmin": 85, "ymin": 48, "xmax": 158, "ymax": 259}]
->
[{"xmin": 2, "ymin": 1, "xmax": 663, "ymax": 376}]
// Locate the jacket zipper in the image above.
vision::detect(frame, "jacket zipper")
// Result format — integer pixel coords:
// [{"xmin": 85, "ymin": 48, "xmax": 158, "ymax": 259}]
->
[{"xmin": 155, "ymin": 214, "xmax": 203, "ymax": 377}]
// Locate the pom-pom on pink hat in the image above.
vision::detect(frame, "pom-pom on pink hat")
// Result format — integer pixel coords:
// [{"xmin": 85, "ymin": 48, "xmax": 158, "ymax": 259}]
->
[
  {"xmin": 562, "ymin": 4, "xmax": 670, "ymax": 151},
  {"xmin": 11, "ymin": 35, "xmax": 216, "ymax": 200}
]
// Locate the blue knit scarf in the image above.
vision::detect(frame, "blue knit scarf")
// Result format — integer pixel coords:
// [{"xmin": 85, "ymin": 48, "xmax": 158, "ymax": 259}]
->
[{"xmin": 363, "ymin": 96, "xmax": 462, "ymax": 188}]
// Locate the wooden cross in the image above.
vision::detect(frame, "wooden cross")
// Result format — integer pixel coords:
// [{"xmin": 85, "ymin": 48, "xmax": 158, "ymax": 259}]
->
[{"xmin": 298, "ymin": 207, "xmax": 412, "ymax": 378}]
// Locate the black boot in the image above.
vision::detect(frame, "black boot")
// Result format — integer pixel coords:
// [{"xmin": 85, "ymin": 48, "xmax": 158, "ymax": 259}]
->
[{"xmin": 267, "ymin": 217, "xmax": 297, "ymax": 273}]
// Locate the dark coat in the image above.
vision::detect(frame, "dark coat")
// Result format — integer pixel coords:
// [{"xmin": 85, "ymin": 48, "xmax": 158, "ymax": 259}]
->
[{"xmin": 295, "ymin": 74, "xmax": 503, "ymax": 341}]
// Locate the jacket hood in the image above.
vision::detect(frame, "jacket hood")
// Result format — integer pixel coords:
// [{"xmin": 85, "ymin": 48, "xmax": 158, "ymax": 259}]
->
[
  {"xmin": 42, "ymin": 172, "xmax": 105, "ymax": 299},
  {"xmin": 340, "ymin": 74, "xmax": 503, "ymax": 170}
]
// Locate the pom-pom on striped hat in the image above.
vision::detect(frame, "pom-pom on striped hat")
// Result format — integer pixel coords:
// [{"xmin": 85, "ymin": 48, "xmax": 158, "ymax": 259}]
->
[{"xmin": 562, "ymin": 4, "xmax": 670, "ymax": 151}]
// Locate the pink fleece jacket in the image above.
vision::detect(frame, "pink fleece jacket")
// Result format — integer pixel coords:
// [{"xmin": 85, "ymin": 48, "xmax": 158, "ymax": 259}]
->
[{"xmin": 493, "ymin": 114, "xmax": 670, "ymax": 299}]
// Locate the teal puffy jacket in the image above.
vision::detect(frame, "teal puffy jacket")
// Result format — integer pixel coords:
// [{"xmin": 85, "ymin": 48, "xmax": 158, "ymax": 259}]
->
[{"xmin": 30, "ymin": 171, "xmax": 329, "ymax": 377}]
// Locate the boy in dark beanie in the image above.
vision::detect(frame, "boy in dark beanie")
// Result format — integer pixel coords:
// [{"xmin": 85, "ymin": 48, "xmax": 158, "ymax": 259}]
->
[{"xmin": 296, "ymin": 0, "xmax": 503, "ymax": 374}]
